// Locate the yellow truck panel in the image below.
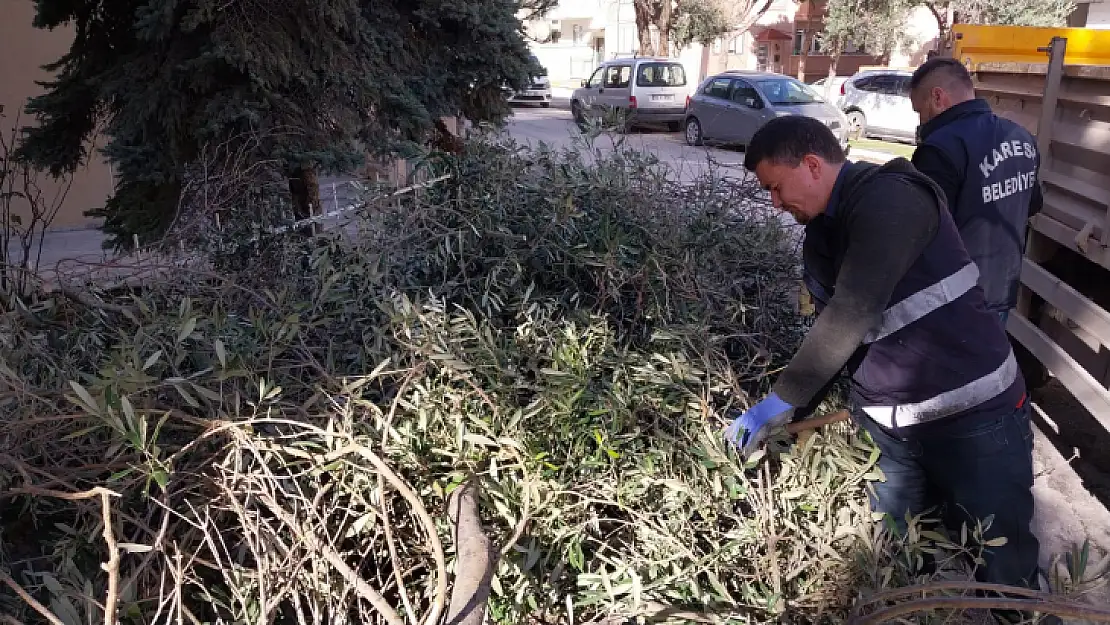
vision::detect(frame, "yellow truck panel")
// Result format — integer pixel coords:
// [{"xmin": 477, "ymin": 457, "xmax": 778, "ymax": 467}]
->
[
  {"xmin": 944, "ymin": 25, "xmax": 1110, "ymax": 426},
  {"xmin": 951, "ymin": 24, "xmax": 1110, "ymax": 68}
]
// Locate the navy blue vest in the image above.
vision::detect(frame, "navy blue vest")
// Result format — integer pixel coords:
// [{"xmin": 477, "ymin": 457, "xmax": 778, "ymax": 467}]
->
[
  {"xmin": 803, "ymin": 161, "xmax": 1023, "ymax": 428},
  {"xmin": 919, "ymin": 99, "xmax": 1039, "ymax": 313}
]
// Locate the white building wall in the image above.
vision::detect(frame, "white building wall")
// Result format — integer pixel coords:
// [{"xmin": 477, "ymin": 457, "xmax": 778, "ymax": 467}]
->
[
  {"xmin": 888, "ymin": 5, "xmax": 941, "ymax": 67},
  {"xmin": 1087, "ymin": 0, "xmax": 1110, "ymax": 28}
]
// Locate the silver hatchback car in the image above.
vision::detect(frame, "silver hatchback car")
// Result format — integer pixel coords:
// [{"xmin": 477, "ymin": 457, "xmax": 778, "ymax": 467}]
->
[{"xmin": 683, "ymin": 70, "xmax": 850, "ymax": 152}]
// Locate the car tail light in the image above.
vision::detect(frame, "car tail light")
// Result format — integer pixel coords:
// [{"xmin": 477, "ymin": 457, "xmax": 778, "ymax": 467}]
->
[
  {"xmin": 629, "ymin": 95, "xmax": 638, "ymax": 109},
  {"xmin": 685, "ymin": 95, "xmax": 691, "ymax": 109},
  {"xmin": 840, "ymin": 82, "xmax": 846, "ymax": 96}
]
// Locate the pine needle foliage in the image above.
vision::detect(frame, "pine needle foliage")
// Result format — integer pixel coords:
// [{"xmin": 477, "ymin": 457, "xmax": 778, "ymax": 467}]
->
[{"xmin": 17, "ymin": 0, "xmax": 541, "ymax": 248}]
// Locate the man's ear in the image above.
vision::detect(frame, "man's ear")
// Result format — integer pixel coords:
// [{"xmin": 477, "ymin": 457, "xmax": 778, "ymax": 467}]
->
[{"xmin": 803, "ymin": 154, "xmax": 823, "ymax": 179}]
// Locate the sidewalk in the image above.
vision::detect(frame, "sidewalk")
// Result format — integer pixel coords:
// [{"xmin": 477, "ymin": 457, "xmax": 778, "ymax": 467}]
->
[
  {"xmin": 16, "ymin": 175, "xmax": 367, "ymax": 287},
  {"xmin": 850, "ymin": 147, "xmax": 895, "ymax": 164}
]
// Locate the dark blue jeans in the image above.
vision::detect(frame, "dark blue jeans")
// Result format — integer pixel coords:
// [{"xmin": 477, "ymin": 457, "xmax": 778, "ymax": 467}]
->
[{"xmin": 856, "ymin": 403, "xmax": 1041, "ymax": 589}]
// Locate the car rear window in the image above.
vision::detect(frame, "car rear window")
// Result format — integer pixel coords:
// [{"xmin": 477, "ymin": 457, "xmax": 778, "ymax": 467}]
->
[
  {"xmin": 755, "ymin": 78, "xmax": 820, "ymax": 105},
  {"xmin": 636, "ymin": 63, "xmax": 687, "ymax": 87}
]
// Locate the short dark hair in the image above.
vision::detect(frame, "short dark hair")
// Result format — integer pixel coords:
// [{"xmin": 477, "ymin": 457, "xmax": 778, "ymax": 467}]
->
[
  {"xmin": 909, "ymin": 57, "xmax": 974, "ymax": 92},
  {"xmin": 743, "ymin": 116, "xmax": 846, "ymax": 171}
]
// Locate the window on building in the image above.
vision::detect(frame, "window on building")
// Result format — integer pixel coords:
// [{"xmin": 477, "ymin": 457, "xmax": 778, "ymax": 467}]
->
[
  {"xmin": 1067, "ymin": 2, "xmax": 1089, "ymax": 27},
  {"xmin": 712, "ymin": 38, "xmax": 723, "ymax": 54},
  {"xmin": 794, "ymin": 30, "xmax": 823, "ymax": 55},
  {"xmin": 727, "ymin": 37, "xmax": 738, "ymax": 54}
]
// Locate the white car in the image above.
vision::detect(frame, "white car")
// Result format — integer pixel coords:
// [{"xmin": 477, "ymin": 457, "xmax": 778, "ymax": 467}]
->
[
  {"xmin": 807, "ymin": 76, "xmax": 848, "ymax": 103},
  {"xmin": 508, "ymin": 56, "xmax": 553, "ymax": 108},
  {"xmin": 839, "ymin": 69, "xmax": 919, "ymax": 143}
]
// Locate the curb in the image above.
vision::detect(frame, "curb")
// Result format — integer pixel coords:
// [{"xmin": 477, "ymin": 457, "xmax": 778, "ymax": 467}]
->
[{"xmin": 850, "ymin": 147, "xmax": 896, "ymax": 164}]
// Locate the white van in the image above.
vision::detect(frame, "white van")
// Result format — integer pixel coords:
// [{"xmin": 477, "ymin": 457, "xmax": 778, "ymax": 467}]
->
[{"xmin": 571, "ymin": 57, "xmax": 689, "ymax": 131}]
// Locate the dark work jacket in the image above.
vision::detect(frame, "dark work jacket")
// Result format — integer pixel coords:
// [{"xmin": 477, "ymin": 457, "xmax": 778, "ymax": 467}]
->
[
  {"xmin": 803, "ymin": 160, "xmax": 1024, "ymax": 429},
  {"xmin": 914, "ymin": 99, "xmax": 1041, "ymax": 314}
]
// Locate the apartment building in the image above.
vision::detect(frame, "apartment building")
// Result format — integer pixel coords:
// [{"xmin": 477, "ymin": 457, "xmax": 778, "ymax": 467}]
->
[{"xmin": 524, "ymin": 0, "xmax": 941, "ymax": 87}]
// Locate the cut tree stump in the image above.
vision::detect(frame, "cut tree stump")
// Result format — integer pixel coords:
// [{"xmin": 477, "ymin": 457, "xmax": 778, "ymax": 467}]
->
[{"xmin": 446, "ymin": 478, "xmax": 494, "ymax": 625}]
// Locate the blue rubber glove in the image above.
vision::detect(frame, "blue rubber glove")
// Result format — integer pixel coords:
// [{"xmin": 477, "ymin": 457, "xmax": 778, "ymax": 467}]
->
[{"xmin": 724, "ymin": 393, "xmax": 795, "ymax": 457}]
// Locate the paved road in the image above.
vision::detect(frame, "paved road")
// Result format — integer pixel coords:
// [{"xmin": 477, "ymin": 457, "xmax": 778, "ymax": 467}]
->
[{"xmin": 505, "ymin": 103, "xmax": 751, "ymax": 180}]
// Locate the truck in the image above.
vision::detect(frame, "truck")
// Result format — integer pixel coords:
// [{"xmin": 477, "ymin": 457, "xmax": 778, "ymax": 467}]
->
[{"xmin": 943, "ymin": 24, "xmax": 1110, "ymax": 428}]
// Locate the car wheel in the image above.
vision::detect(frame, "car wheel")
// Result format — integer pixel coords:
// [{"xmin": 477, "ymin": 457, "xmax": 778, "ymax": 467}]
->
[
  {"xmin": 846, "ymin": 110, "xmax": 866, "ymax": 140},
  {"xmin": 667, "ymin": 121, "xmax": 682, "ymax": 132},
  {"xmin": 572, "ymin": 101, "xmax": 587, "ymax": 126},
  {"xmin": 685, "ymin": 117, "xmax": 704, "ymax": 146}
]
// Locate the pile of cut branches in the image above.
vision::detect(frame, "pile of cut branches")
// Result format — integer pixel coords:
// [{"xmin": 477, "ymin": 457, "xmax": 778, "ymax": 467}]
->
[{"xmin": 1, "ymin": 136, "xmax": 1103, "ymax": 625}]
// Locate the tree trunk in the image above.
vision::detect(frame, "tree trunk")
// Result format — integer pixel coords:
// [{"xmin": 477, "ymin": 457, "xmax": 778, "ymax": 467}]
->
[
  {"xmin": 634, "ymin": 0, "xmax": 655, "ymax": 55},
  {"xmin": 655, "ymin": 0, "xmax": 673, "ymax": 57},
  {"xmin": 824, "ymin": 43, "xmax": 842, "ymax": 102},
  {"xmin": 926, "ymin": 2, "xmax": 948, "ymax": 52},
  {"xmin": 287, "ymin": 165, "xmax": 321, "ymax": 235},
  {"xmin": 797, "ymin": 30, "xmax": 808, "ymax": 81}
]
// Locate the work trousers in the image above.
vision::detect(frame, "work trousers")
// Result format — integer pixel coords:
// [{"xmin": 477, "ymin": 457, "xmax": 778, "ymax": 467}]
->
[{"xmin": 855, "ymin": 402, "xmax": 1041, "ymax": 589}]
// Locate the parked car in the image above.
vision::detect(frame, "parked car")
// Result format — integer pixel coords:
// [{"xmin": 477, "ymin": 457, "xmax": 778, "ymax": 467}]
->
[
  {"xmin": 571, "ymin": 57, "xmax": 689, "ymax": 131},
  {"xmin": 838, "ymin": 69, "xmax": 919, "ymax": 143},
  {"xmin": 683, "ymin": 70, "xmax": 850, "ymax": 153},
  {"xmin": 507, "ymin": 56, "xmax": 553, "ymax": 107},
  {"xmin": 807, "ymin": 76, "xmax": 848, "ymax": 103}
]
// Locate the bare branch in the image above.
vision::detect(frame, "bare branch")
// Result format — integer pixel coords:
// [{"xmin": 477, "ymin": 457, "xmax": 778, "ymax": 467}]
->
[{"xmin": 0, "ymin": 570, "xmax": 65, "ymax": 625}]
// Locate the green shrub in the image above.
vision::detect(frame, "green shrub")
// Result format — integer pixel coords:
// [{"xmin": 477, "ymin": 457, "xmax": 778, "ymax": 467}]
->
[{"xmin": 3, "ymin": 136, "xmax": 1098, "ymax": 625}]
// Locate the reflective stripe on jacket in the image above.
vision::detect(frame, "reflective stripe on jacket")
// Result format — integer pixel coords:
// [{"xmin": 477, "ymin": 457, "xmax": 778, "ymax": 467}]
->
[{"xmin": 803, "ymin": 160, "xmax": 1023, "ymax": 429}]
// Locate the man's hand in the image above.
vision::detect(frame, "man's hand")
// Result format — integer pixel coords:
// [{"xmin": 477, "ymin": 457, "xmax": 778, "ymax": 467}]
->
[{"xmin": 724, "ymin": 393, "xmax": 795, "ymax": 457}]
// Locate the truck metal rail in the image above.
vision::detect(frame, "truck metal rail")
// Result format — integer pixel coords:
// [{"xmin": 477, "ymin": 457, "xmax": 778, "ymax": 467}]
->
[{"xmin": 948, "ymin": 24, "xmax": 1110, "ymax": 425}]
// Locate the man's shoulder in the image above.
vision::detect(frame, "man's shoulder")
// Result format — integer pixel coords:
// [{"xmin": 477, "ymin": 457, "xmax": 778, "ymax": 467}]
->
[
  {"xmin": 994, "ymin": 114, "xmax": 1036, "ymax": 141},
  {"xmin": 843, "ymin": 159, "xmax": 941, "ymax": 210}
]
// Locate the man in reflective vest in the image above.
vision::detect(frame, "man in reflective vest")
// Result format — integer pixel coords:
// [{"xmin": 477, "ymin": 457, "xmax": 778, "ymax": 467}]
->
[
  {"xmin": 729, "ymin": 116, "xmax": 1041, "ymax": 595},
  {"xmin": 909, "ymin": 57, "xmax": 1043, "ymax": 327}
]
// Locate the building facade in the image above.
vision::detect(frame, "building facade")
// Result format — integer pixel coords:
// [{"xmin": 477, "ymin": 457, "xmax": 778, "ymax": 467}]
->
[
  {"xmin": 1070, "ymin": 0, "xmax": 1110, "ymax": 28},
  {"xmin": 523, "ymin": 0, "xmax": 942, "ymax": 88}
]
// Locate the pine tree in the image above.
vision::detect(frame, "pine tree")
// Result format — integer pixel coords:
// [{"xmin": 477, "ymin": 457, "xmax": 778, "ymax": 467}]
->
[{"xmin": 18, "ymin": 0, "xmax": 541, "ymax": 248}]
